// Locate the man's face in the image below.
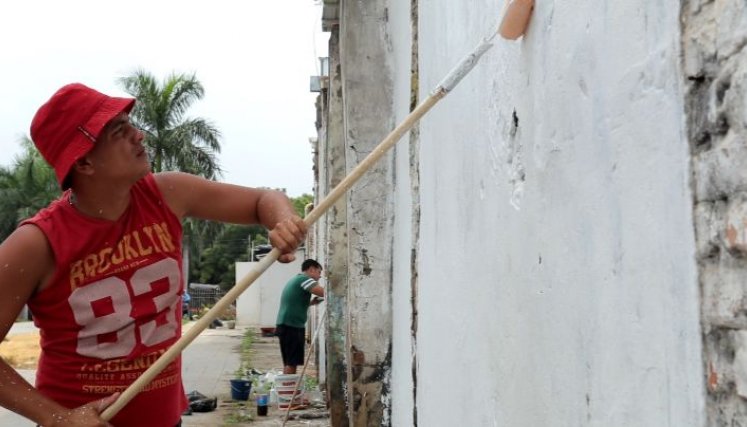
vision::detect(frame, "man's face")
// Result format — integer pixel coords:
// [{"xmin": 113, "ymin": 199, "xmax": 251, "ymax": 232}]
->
[
  {"xmin": 85, "ymin": 113, "xmax": 150, "ymax": 183},
  {"xmin": 307, "ymin": 267, "xmax": 322, "ymax": 281}
]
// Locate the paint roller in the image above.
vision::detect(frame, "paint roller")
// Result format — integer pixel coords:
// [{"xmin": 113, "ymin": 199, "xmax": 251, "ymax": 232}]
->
[
  {"xmin": 101, "ymin": 1, "xmax": 534, "ymax": 420},
  {"xmin": 500, "ymin": 0, "xmax": 535, "ymax": 40}
]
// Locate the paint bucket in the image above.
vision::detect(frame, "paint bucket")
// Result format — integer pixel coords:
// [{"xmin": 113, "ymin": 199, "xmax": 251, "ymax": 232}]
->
[
  {"xmin": 230, "ymin": 379, "xmax": 252, "ymax": 401},
  {"xmin": 275, "ymin": 374, "xmax": 302, "ymax": 409}
]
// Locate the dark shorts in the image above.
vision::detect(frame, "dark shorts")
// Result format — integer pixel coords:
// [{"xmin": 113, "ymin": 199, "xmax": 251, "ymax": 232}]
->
[{"xmin": 275, "ymin": 324, "xmax": 305, "ymax": 367}]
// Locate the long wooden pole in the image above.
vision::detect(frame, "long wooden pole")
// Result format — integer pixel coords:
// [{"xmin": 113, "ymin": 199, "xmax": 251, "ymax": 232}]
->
[{"xmin": 102, "ymin": 25, "xmax": 503, "ymax": 421}]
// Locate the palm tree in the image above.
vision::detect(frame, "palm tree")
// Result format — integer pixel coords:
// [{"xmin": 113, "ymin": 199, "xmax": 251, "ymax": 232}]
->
[
  {"xmin": 118, "ymin": 70, "xmax": 223, "ymax": 179},
  {"xmin": 0, "ymin": 137, "xmax": 60, "ymax": 240}
]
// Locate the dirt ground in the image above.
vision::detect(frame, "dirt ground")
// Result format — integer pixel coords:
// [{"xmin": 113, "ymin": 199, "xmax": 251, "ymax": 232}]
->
[{"xmin": 0, "ymin": 331, "xmax": 40, "ymax": 369}]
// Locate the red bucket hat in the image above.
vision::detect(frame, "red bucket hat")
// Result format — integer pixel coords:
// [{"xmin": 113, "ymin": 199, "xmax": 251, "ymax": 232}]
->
[{"xmin": 30, "ymin": 83, "xmax": 135, "ymax": 188}]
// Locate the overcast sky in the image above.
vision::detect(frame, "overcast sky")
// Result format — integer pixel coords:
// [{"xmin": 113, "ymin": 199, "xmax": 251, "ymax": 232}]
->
[{"xmin": 0, "ymin": 1, "xmax": 328, "ymax": 197}]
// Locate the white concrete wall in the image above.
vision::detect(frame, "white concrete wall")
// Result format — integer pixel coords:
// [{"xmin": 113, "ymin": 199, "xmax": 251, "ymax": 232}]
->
[
  {"xmin": 235, "ymin": 252, "xmax": 304, "ymax": 327},
  {"xmin": 398, "ymin": 1, "xmax": 706, "ymax": 425},
  {"xmin": 389, "ymin": 0, "xmax": 415, "ymax": 424}
]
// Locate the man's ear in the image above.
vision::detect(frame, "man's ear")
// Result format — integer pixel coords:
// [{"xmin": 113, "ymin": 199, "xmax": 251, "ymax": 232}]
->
[{"xmin": 71, "ymin": 156, "xmax": 95, "ymax": 177}]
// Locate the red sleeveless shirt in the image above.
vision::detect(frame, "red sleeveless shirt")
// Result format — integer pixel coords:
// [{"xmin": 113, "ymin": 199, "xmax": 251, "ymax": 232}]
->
[{"xmin": 23, "ymin": 173, "xmax": 187, "ymax": 426}]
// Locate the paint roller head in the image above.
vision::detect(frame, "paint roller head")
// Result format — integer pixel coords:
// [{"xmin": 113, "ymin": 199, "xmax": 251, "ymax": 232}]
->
[{"xmin": 498, "ymin": 0, "xmax": 535, "ymax": 40}]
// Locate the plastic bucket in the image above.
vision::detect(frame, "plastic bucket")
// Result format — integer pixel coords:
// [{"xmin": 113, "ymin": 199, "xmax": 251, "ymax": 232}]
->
[
  {"xmin": 230, "ymin": 379, "xmax": 252, "ymax": 401},
  {"xmin": 275, "ymin": 374, "xmax": 302, "ymax": 409}
]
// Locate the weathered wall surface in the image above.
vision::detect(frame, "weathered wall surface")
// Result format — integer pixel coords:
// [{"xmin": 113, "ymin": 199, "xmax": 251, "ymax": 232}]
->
[
  {"xmin": 411, "ymin": 0, "xmax": 704, "ymax": 426},
  {"xmin": 337, "ymin": 0, "xmax": 396, "ymax": 424},
  {"xmin": 314, "ymin": 0, "xmax": 398, "ymax": 424},
  {"xmin": 682, "ymin": 0, "xmax": 747, "ymax": 424},
  {"xmin": 321, "ymin": 29, "xmax": 352, "ymax": 424}
]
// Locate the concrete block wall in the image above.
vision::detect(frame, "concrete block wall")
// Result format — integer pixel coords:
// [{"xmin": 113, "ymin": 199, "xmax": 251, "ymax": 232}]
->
[{"xmin": 683, "ymin": 0, "xmax": 747, "ymax": 423}]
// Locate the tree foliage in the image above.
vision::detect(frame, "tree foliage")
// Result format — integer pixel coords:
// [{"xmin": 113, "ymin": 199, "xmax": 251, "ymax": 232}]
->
[
  {"xmin": 190, "ymin": 194, "xmax": 312, "ymax": 290},
  {"xmin": 0, "ymin": 137, "xmax": 59, "ymax": 240},
  {"xmin": 291, "ymin": 193, "xmax": 313, "ymax": 217},
  {"xmin": 118, "ymin": 70, "xmax": 222, "ymax": 179},
  {"xmin": 190, "ymin": 224, "xmax": 266, "ymax": 291}
]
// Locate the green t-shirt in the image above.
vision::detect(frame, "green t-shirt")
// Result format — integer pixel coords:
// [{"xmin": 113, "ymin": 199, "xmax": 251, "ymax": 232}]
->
[{"xmin": 276, "ymin": 273, "xmax": 318, "ymax": 328}]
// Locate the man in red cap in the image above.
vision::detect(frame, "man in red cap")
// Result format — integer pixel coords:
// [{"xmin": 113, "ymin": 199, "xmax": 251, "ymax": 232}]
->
[{"xmin": 0, "ymin": 83, "xmax": 307, "ymax": 426}]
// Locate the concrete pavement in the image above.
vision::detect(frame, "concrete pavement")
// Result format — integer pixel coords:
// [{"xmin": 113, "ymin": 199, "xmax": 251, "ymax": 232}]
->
[
  {"xmin": 0, "ymin": 321, "xmax": 243, "ymax": 426},
  {"xmin": 181, "ymin": 324, "xmax": 244, "ymax": 427}
]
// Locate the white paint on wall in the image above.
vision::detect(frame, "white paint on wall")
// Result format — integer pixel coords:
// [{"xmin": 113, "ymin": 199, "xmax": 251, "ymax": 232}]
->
[
  {"xmin": 236, "ymin": 261, "xmax": 262, "ymax": 326},
  {"xmin": 235, "ymin": 252, "xmax": 304, "ymax": 327},
  {"xmin": 389, "ymin": 0, "xmax": 415, "ymax": 424},
  {"xmin": 395, "ymin": 0, "xmax": 706, "ymax": 425}
]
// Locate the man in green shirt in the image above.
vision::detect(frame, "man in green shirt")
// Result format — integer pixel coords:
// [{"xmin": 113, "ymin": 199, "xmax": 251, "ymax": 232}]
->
[{"xmin": 276, "ymin": 259, "xmax": 325, "ymax": 374}]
